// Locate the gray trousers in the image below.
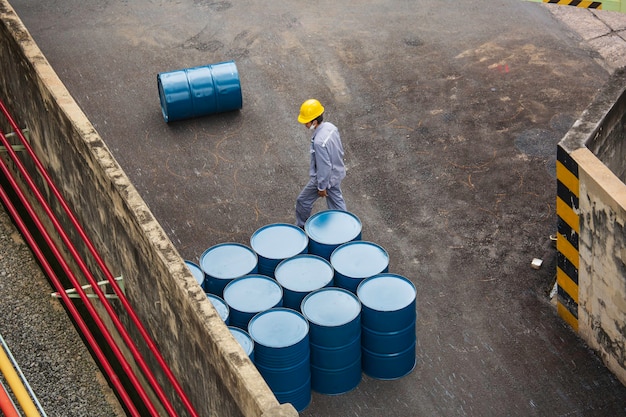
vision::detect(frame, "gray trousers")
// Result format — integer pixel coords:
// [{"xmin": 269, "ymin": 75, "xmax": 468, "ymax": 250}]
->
[{"xmin": 295, "ymin": 178, "xmax": 346, "ymax": 227}]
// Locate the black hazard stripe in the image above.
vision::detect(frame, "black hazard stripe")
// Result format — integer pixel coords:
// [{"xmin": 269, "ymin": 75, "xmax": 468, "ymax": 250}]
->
[{"xmin": 544, "ymin": 0, "xmax": 602, "ymax": 9}]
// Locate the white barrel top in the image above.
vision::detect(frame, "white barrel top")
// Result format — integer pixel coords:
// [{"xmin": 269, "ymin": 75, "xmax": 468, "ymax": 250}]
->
[
  {"xmin": 301, "ymin": 288, "xmax": 361, "ymax": 327},
  {"xmin": 250, "ymin": 223, "xmax": 309, "ymax": 260},
  {"xmin": 200, "ymin": 243, "xmax": 257, "ymax": 279},
  {"xmin": 223, "ymin": 275, "xmax": 283, "ymax": 313},
  {"xmin": 248, "ymin": 308, "xmax": 309, "ymax": 348},
  {"xmin": 275, "ymin": 255, "xmax": 334, "ymax": 292},
  {"xmin": 305, "ymin": 210, "xmax": 362, "ymax": 245},
  {"xmin": 357, "ymin": 274, "xmax": 416, "ymax": 312},
  {"xmin": 207, "ymin": 294, "xmax": 229, "ymax": 322},
  {"xmin": 184, "ymin": 260, "xmax": 205, "ymax": 286},
  {"xmin": 331, "ymin": 241, "xmax": 389, "ymax": 278},
  {"xmin": 229, "ymin": 326, "xmax": 254, "ymax": 356}
]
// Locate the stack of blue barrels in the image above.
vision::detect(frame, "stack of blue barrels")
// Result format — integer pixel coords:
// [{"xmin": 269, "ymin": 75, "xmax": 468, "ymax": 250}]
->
[{"xmin": 184, "ymin": 209, "xmax": 417, "ymax": 412}]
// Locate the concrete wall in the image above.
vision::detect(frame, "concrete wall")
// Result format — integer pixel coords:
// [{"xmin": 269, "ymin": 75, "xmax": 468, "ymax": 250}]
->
[
  {"xmin": 0, "ymin": 2, "xmax": 296, "ymax": 416},
  {"xmin": 557, "ymin": 68, "xmax": 626, "ymax": 386},
  {"xmin": 585, "ymin": 89, "xmax": 626, "ymax": 182}
]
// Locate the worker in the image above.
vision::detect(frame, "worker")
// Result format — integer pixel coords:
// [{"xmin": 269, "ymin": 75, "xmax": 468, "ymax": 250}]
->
[{"xmin": 295, "ymin": 98, "xmax": 347, "ymax": 228}]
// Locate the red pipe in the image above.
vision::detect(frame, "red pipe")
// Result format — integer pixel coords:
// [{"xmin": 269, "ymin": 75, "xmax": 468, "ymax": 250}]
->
[
  {"xmin": 0, "ymin": 99, "xmax": 198, "ymax": 416},
  {"xmin": 0, "ymin": 379, "xmax": 20, "ymax": 417},
  {"xmin": 0, "ymin": 173, "xmax": 141, "ymax": 417},
  {"xmin": 0, "ymin": 130, "xmax": 163, "ymax": 416}
]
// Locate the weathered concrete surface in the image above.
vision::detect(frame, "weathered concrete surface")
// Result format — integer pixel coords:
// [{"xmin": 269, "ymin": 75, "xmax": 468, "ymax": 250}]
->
[
  {"xmin": 557, "ymin": 68, "xmax": 626, "ymax": 387},
  {"xmin": 579, "ymin": 148, "xmax": 626, "ymax": 387},
  {"xmin": 548, "ymin": 4, "xmax": 626, "ymax": 72},
  {"xmin": 4, "ymin": 0, "xmax": 626, "ymax": 416}
]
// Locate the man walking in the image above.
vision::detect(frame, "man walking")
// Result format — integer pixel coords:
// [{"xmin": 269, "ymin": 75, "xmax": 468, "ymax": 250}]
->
[{"xmin": 295, "ymin": 98, "xmax": 347, "ymax": 228}]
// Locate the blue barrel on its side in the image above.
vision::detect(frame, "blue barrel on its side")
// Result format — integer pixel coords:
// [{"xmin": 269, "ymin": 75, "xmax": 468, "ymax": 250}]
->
[
  {"xmin": 330, "ymin": 241, "xmax": 389, "ymax": 293},
  {"xmin": 250, "ymin": 223, "xmax": 309, "ymax": 278},
  {"xmin": 184, "ymin": 260, "xmax": 207, "ymax": 292},
  {"xmin": 200, "ymin": 243, "xmax": 258, "ymax": 297},
  {"xmin": 229, "ymin": 326, "xmax": 255, "ymax": 362},
  {"xmin": 301, "ymin": 288, "xmax": 362, "ymax": 395},
  {"xmin": 304, "ymin": 210, "xmax": 362, "ymax": 260},
  {"xmin": 207, "ymin": 294, "xmax": 230, "ymax": 325},
  {"xmin": 357, "ymin": 274, "xmax": 417, "ymax": 380},
  {"xmin": 222, "ymin": 275, "xmax": 283, "ymax": 330},
  {"xmin": 157, "ymin": 61, "xmax": 242, "ymax": 123},
  {"xmin": 248, "ymin": 308, "xmax": 311, "ymax": 412},
  {"xmin": 274, "ymin": 255, "xmax": 334, "ymax": 311}
]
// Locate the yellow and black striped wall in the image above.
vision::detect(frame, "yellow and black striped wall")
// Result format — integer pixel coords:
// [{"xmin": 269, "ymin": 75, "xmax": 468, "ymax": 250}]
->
[
  {"xmin": 525, "ymin": 0, "xmax": 626, "ymax": 13},
  {"xmin": 545, "ymin": 1, "xmax": 602, "ymax": 9},
  {"xmin": 556, "ymin": 145, "xmax": 580, "ymax": 332}
]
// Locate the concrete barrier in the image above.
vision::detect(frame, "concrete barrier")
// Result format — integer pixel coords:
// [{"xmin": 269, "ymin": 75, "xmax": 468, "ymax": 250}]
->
[
  {"xmin": 557, "ymin": 67, "xmax": 626, "ymax": 386},
  {"xmin": 0, "ymin": 1, "xmax": 297, "ymax": 416}
]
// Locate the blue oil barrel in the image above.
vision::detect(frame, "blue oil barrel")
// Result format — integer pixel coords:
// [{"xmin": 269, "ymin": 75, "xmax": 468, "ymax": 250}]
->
[
  {"xmin": 157, "ymin": 61, "xmax": 242, "ymax": 123},
  {"xmin": 184, "ymin": 260, "xmax": 207, "ymax": 292},
  {"xmin": 357, "ymin": 273, "xmax": 416, "ymax": 380},
  {"xmin": 304, "ymin": 210, "xmax": 362, "ymax": 260},
  {"xmin": 248, "ymin": 308, "xmax": 311, "ymax": 412},
  {"xmin": 301, "ymin": 288, "xmax": 362, "ymax": 395},
  {"xmin": 222, "ymin": 275, "xmax": 283, "ymax": 330},
  {"xmin": 206, "ymin": 294, "xmax": 229, "ymax": 325},
  {"xmin": 274, "ymin": 254, "xmax": 334, "ymax": 311},
  {"xmin": 200, "ymin": 243, "xmax": 258, "ymax": 297},
  {"xmin": 250, "ymin": 223, "xmax": 309, "ymax": 278},
  {"xmin": 330, "ymin": 241, "xmax": 389, "ymax": 293},
  {"xmin": 228, "ymin": 326, "xmax": 255, "ymax": 362}
]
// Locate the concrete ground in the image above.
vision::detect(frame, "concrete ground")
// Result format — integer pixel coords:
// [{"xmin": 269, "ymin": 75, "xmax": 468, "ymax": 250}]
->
[{"xmin": 5, "ymin": 0, "xmax": 626, "ymax": 416}]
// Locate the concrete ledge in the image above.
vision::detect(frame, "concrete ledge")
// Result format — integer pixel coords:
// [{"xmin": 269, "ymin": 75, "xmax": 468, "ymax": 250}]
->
[{"xmin": 557, "ymin": 68, "xmax": 626, "ymax": 386}]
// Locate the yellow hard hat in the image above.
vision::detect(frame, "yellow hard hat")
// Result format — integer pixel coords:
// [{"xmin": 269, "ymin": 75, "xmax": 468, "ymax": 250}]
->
[{"xmin": 297, "ymin": 99, "xmax": 325, "ymax": 124}]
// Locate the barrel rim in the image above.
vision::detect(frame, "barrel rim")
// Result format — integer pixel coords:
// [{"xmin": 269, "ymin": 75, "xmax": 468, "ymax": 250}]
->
[
  {"xmin": 248, "ymin": 307, "xmax": 310, "ymax": 348},
  {"xmin": 206, "ymin": 293, "xmax": 230, "ymax": 322},
  {"xmin": 274, "ymin": 254, "xmax": 334, "ymax": 291},
  {"xmin": 330, "ymin": 240, "xmax": 390, "ymax": 277},
  {"xmin": 222, "ymin": 274, "xmax": 283, "ymax": 312},
  {"xmin": 184, "ymin": 260, "xmax": 205, "ymax": 286},
  {"xmin": 304, "ymin": 209, "xmax": 362, "ymax": 244},
  {"xmin": 301, "ymin": 287, "xmax": 361, "ymax": 327},
  {"xmin": 228, "ymin": 326, "xmax": 254, "ymax": 355},
  {"xmin": 199, "ymin": 242, "xmax": 258, "ymax": 279},
  {"xmin": 357, "ymin": 273, "xmax": 416, "ymax": 311},
  {"xmin": 250, "ymin": 223, "xmax": 309, "ymax": 259},
  {"xmin": 156, "ymin": 74, "xmax": 171, "ymax": 122}
]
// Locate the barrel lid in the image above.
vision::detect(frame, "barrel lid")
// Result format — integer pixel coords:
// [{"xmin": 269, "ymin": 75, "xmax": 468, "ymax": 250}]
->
[
  {"xmin": 248, "ymin": 308, "xmax": 309, "ymax": 348},
  {"xmin": 301, "ymin": 288, "xmax": 361, "ymax": 326},
  {"xmin": 305, "ymin": 210, "xmax": 362, "ymax": 245},
  {"xmin": 184, "ymin": 260, "xmax": 205, "ymax": 286},
  {"xmin": 275, "ymin": 255, "xmax": 334, "ymax": 292},
  {"xmin": 207, "ymin": 294, "xmax": 229, "ymax": 322},
  {"xmin": 357, "ymin": 273, "xmax": 416, "ymax": 311},
  {"xmin": 229, "ymin": 326, "xmax": 254, "ymax": 356},
  {"xmin": 250, "ymin": 223, "xmax": 308, "ymax": 260},
  {"xmin": 223, "ymin": 275, "xmax": 283, "ymax": 313},
  {"xmin": 200, "ymin": 243, "xmax": 257, "ymax": 279},
  {"xmin": 330, "ymin": 241, "xmax": 389, "ymax": 278}
]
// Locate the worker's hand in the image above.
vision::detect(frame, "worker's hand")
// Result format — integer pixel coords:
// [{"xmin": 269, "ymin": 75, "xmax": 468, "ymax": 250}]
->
[{"xmin": 317, "ymin": 189, "xmax": 328, "ymax": 197}]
